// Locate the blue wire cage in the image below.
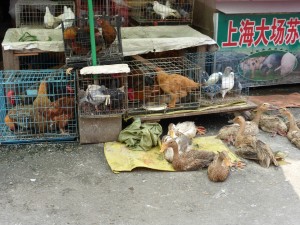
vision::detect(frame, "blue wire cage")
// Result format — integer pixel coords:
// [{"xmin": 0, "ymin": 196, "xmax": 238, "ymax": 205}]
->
[{"xmin": 0, "ymin": 69, "xmax": 78, "ymax": 144}]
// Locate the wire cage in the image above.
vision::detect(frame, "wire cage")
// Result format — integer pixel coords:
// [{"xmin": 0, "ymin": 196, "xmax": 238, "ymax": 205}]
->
[
  {"xmin": 186, "ymin": 51, "xmax": 250, "ymax": 107},
  {"xmin": 18, "ymin": 52, "xmax": 66, "ymax": 70},
  {"xmin": 77, "ymin": 70, "xmax": 127, "ymax": 117},
  {"xmin": 0, "ymin": 69, "xmax": 78, "ymax": 144},
  {"xmin": 126, "ymin": 56, "xmax": 202, "ymax": 115},
  {"xmin": 62, "ymin": 15, "xmax": 123, "ymax": 67},
  {"xmin": 77, "ymin": 0, "xmax": 130, "ymax": 27},
  {"xmin": 129, "ymin": 0, "xmax": 193, "ymax": 26},
  {"xmin": 15, "ymin": 0, "xmax": 75, "ymax": 28}
]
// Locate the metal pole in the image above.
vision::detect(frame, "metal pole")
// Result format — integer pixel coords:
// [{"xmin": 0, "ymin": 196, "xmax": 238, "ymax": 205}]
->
[{"xmin": 88, "ymin": 0, "xmax": 97, "ymax": 66}]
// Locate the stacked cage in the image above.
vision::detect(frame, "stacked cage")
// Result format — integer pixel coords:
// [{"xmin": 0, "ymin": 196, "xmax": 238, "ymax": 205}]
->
[
  {"xmin": 62, "ymin": 15, "xmax": 123, "ymax": 67},
  {"xmin": 15, "ymin": 0, "xmax": 75, "ymax": 28},
  {"xmin": 186, "ymin": 51, "xmax": 250, "ymax": 107},
  {"xmin": 77, "ymin": 67, "xmax": 128, "ymax": 117},
  {"xmin": 126, "ymin": 56, "xmax": 202, "ymax": 115},
  {"xmin": 18, "ymin": 52, "xmax": 66, "ymax": 70},
  {"xmin": 129, "ymin": 0, "xmax": 193, "ymax": 26},
  {"xmin": 77, "ymin": 0, "xmax": 129, "ymax": 27},
  {"xmin": 0, "ymin": 69, "xmax": 78, "ymax": 144}
]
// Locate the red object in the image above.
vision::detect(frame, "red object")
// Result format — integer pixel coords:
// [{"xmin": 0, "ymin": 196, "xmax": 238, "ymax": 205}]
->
[
  {"xmin": 66, "ymin": 85, "xmax": 74, "ymax": 93},
  {"xmin": 153, "ymin": 21, "xmax": 158, "ymax": 26},
  {"xmin": 127, "ymin": 88, "xmax": 134, "ymax": 100},
  {"xmin": 7, "ymin": 90, "xmax": 15, "ymax": 105}
]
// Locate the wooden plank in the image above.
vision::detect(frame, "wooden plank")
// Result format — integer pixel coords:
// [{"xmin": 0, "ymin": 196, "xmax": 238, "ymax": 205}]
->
[
  {"xmin": 136, "ymin": 100, "xmax": 257, "ymax": 122},
  {"xmin": 2, "ymin": 48, "xmax": 19, "ymax": 70}
]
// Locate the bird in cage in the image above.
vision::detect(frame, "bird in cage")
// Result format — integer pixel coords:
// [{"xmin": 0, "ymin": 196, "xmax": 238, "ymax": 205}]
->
[
  {"xmin": 204, "ymin": 72, "xmax": 222, "ymax": 86},
  {"xmin": 152, "ymin": 1, "xmax": 181, "ymax": 20},
  {"xmin": 79, "ymin": 85, "xmax": 110, "ymax": 112},
  {"xmin": 96, "ymin": 18, "xmax": 117, "ymax": 49},
  {"xmin": 63, "ymin": 26, "xmax": 103, "ymax": 56},
  {"xmin": 156, "ymin": 68, "xmax": 201, "ymax": 108},
  {"xmin": 42, "ymin": 96, "xmax": 75, "ymax": 135},
  {"xmin": 55, "ymin": 6, "xmax": 75, "ymax": 29},
  {"xmin": 220, "ymin": 67, "xmax": 235, "ymax": 100},
  {"xmin": 44, "ymin": 6, "xmax": 55, "ymax": 28}
]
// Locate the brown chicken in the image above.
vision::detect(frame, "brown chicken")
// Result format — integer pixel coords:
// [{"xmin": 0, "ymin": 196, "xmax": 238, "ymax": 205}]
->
[
  {"xmin": 4, "ymin": 114, "xmax": 16, "ymax": 131},
  {"xmin": 96, "ymin": 18, "xmax": 117, "ymax": 48},
  {"xmin": 63, "ymin": 26, "xmax": 103, "ymax": 55},
  {"xmin": 43, "ymin": 96, "xmax": 75, "ymax": 134},
  {"xmin": 156, "ymin": 69, "xmax": 201, "ymax": 108}
]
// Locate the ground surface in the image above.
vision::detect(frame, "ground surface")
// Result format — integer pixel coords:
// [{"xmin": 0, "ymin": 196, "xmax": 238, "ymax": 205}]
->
[{"xmin": 1, "ymin": 85, "xmax": 300, "ymax": 225}]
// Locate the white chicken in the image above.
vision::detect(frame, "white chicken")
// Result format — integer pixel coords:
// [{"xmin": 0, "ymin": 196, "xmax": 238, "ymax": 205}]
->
[
  {"xmin": 44, "ymin": 6, "xmax": 55, "ymax": 28},
  {"xmin": 55, "ymin": 6, "xmax": 75, "ymax": 29},
  {"xmin": 221, "ymin": 67, "xmax": 234, "ymax": 99},
  {"xmin": 153, "ymin": 1, "xmax": 181, "ymax": 20}
]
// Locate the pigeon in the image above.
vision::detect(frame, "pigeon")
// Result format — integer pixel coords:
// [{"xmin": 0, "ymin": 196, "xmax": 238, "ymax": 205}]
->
[
  {"xmin": 55, "ymin": 6, "xmax": 75, "ymax": 29},
  {"xmin": 202, "ymin": 79, "xmax": 221, "ymax": 100},
  {"xmin": 231, "ymin": 76, "xmax": 243, "ymax": 96},
  {"xmin": 205, "ymin": 72, "xmax": 222, "ymax": 86},
  {"xmin": 79, "ymin": 85, "xmax": 110, "ymax": 112},
  {"xmin": 44, "ymin": 6, "xmax": 55, "ymax": 28},
  {"xmin": 220, "ymin": 67, "xmax": 235, "ymax": 99},
  {"xmin": 152, "ymin": 1, "xmax": 181, "ymax": 20}
]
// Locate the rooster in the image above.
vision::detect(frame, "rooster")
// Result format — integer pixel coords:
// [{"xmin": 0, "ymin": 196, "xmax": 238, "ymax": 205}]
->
[
  {"xmin": 156, "ymin": 69, "xmax": 201, "ymax": 108},
  {"xmin": 42, "ymin": 96, "xmax": 75, "ymax": 134},
  {"xmin": 96, "ymin": 18, "xmax": 117, "ymax": 49},
  {"xmin": 63, "ymin": 26, "xmax": 103, "ymax": 56}
]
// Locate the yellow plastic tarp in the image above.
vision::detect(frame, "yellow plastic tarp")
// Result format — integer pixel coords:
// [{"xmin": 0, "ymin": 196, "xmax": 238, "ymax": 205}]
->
[{"xmin": 104, "ymin": 135, "xmax": 241, "ymax": 173}]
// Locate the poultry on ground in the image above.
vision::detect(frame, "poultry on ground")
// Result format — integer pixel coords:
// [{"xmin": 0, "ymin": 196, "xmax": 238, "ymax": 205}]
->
[
  {"xmin": 167, "ymin": 121, "xmax": 206, "ymax": 139},
  {"xmin": 207, "ymin": 151, "xmax": 231, "ymax": 182},
  {"xmin": 232, "ymin": 116, "xmax": 279, "ymax": 168},
  {"xmin": 217, "ymin": 103, "xmax": 272, "ymax": 145},
  {"xmin": 258, "ymin": 113, "xmax": 287, "ymax": 136},
  {"xmin": 161, "ymin": 134, "xmax": 192, "ymax": 163},
  {"xmin": 156, "ymin": 68, "xmax": 201, "ymax": 108},
  {"xmin": 279, "ymin": 107, "xmax": 300, "ymax": 149},
  {"xmin": 160, "ymin": 138, "xmax": 215, "ymax": 171}
]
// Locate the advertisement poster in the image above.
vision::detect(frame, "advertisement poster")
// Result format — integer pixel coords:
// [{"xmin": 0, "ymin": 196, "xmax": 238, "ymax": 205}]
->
[{"xmin": 214, "ymin": 12, "xmax": 300, "ymax": 86}]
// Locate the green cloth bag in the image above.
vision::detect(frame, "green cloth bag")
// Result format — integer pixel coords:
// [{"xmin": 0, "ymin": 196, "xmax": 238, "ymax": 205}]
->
[{"xmin": 118, "ymin": 118, "xmax": 163, "ymax": 151}]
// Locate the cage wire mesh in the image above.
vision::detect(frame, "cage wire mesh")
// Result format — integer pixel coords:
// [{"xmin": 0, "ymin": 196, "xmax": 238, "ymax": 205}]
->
[
  {"xmin": 0, "ymin": 69, "xmax": 78, "ymax": 144},
  {"xmin": 78, "ymin": 0, "xmax": 130, "ymax": 27},
  {"xmin": 18, "ymin": 52, "xmax": 66, "ymax": 70},
  {"xmin": 186, "ymin": 51, "xmax": 250, "ymax": 107},
  {"xmin": 15, "ymin": 0, "xmax": 75, "ymax": 28},
  {"xmin": 77, "ymin": 72, "xmax": 127, "ymax": 116},
  {"xmin": 126, "ymin": 56, "xmax": 202, "ymax": 115},
  {"xmin": 62, "ymin": 15, "xmax": 123, "ymax": 67},
  {"xmin": 129, "ymin": 0, "xmax": 193, "ymax": 26}
]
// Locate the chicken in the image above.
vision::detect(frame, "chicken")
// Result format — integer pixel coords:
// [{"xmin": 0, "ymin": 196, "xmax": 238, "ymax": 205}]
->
[
  {"xmin": 96, "ymin": 18, "xmax": 117, "ymax": 48},
  {"xmin": 44, "ymin": 6, "xmax": 55, "ymax": 28},
  {"xmin": 42, "ymin": 97, "xmax": 75, "ymax": 134},
  {"xmin": 102, "ymin": 86, "xmax": 125, "ymax": 110},
  {"xmin": 79, "ymin": 85, "xmax": 110, "ymax": 112},
  {"xmin": 63, "ymin": 26, "xmax": 103, "ymax": 56},
  {"xmin": 33, "ymin": 81, "xmax": 52, "ymax": 109},
  {"xmin": 152, "ymin": 1, "xmax": 181, "ymax": 20},
  {"xmin": 55, "ymin": 6, "xmax": 75, "ymax": 29},
  {"xmin": 156, "ymin": 69, "xmax": 201, "ymax": 108}
]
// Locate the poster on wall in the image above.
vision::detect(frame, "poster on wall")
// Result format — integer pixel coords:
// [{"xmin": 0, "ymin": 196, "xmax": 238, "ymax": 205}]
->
[{"xmin": 214, "ymin": 12, "xmax": 300, "ymax": 86}]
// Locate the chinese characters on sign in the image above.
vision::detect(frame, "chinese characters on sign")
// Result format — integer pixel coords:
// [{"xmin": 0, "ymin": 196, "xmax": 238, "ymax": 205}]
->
[{"xmin": 222, "ymin": 17, "xmax": 300, "ymax": 47}]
